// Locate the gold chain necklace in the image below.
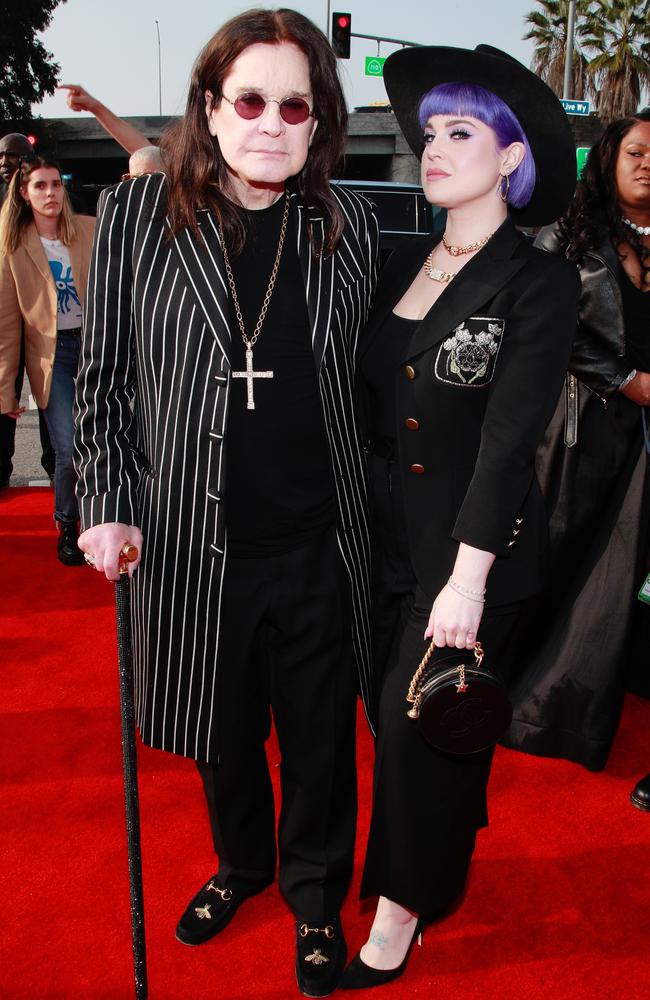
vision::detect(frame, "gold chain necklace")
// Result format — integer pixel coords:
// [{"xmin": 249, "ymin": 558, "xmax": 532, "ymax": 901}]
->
[
  {"xmin": 424, "ymin": 229, "xmax": 495, "ymax": 282},
  {"xmin": 441, "ymin": 231, "xmax": 493, "ymax": 256},
  {"xmin": 423, "ymin": 253, "xmax": 456, "ymax": 283},
  {"xmin": 221, "ymin": 193, "xmax": 290, "ymax": 410}
]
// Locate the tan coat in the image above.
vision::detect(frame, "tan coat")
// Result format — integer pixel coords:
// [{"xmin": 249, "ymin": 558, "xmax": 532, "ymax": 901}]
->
[{"xmin": 0, "ymin": 216, "xmax": 95, "ymax": 411}]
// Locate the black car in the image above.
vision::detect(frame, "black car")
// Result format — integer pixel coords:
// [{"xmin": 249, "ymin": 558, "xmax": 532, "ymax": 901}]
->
[{"xmin": 333, "ymin": 179, "xmax": 444, "ymax": 263}]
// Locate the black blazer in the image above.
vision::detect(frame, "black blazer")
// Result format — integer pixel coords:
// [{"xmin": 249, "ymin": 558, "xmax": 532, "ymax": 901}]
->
[{"xmin": 360, "ymin": 218, "xmax": 580, "ymax": 607}]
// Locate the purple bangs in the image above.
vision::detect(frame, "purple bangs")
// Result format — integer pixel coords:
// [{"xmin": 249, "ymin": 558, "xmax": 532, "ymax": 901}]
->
[{"xmin": 418, "ymin": 82, "xmax": 537, "ymax": 209}]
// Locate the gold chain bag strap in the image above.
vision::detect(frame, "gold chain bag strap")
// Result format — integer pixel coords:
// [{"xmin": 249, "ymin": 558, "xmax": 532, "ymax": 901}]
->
[{"xmin": 406, "ymin": 640, "xmax": 512, "ymax": 754}]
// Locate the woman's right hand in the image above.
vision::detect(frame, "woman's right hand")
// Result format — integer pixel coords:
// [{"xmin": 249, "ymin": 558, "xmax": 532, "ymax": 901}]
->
[
  {"xmin": 77, "ymin": 522, "xmax": 144, "ymax": 581},
  {"xmin": 424, "ymin": 584, "xmax": 485, "ymax": 649},
  {"xmin": 426, "ymin": 543, "xmax": 493, "ymax": 647},
  {"xmin": 4, "ymin": 406, "xmax": 25, "ymax": 419},
  {"xmin": 621, "ymin": 371, "xmax": 650, "ymax": 407}
]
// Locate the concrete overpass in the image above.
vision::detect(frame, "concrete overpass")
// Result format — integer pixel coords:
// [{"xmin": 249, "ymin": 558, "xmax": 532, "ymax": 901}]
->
[
  {"xmin": 13, "ymin": 111, "xmax": 604, "ymax": 212},
  {"xmin": 19, "ymin": 112, "xmax": 420, "ymax": 210}
]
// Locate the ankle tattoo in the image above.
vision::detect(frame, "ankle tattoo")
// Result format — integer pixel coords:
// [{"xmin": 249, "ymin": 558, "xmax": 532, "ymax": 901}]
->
[{"xmin": 369, "ymin": 930, "xmax": 389, "ymax": 950}]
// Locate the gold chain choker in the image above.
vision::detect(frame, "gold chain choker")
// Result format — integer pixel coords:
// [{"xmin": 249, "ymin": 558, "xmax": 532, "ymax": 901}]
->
[{"xmin": 442, "ymin": 231, "xmax": 493, "ymax": 256}]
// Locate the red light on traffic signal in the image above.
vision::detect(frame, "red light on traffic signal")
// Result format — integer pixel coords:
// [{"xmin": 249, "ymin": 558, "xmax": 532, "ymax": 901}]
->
[{"xmin": 332, "ymin": 11, "xmax": 352, "ymax": 59}]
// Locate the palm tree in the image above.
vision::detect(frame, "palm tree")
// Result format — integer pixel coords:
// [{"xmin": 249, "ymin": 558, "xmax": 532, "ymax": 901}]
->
[
  {"xmin": 583, "ymin": 0, "xmax": 650, "ymax": 122},
  {"xmin": 523, "ymin": 1, "xmax": 593, "ymax": 99}
]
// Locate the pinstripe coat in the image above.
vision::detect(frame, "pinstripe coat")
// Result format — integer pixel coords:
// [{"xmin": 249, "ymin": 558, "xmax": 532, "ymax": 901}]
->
[{"xmin": 75, "ymin": 172, "xmax": 379, "ymax": 762}]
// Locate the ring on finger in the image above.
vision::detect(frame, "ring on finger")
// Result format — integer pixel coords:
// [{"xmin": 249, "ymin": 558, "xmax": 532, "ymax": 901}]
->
[{"xmin": 83, "ymin": 552, "xmax": 95, "ymax": 566}]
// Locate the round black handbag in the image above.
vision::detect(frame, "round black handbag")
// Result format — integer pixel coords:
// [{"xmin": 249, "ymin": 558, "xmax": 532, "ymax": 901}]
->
[{"xmin": 406, "ymin": 641, "xmax": 512, "ymax": 755}]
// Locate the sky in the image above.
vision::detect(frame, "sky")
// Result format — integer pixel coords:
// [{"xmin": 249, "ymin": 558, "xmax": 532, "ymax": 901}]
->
[{"xmin": 35, "ymin": 0, "xmax": 541, "ymax": 119}]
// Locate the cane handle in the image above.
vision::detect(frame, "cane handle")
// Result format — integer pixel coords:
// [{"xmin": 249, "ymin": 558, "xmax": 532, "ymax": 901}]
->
[{"xmin": 119, "ymin": 543, "xmax": 139, "ymax": 575}]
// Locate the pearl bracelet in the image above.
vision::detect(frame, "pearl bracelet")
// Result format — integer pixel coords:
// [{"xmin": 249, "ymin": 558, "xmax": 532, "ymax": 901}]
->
[{"xmin": 447, "ymin": 576, "xmax": 486, "ymax": 603}]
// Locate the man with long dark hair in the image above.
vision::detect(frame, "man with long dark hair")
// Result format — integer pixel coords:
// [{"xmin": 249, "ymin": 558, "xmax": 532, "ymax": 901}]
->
[{"xmin": 75, "ymin": 9, "xmax": 378, "ymax": 996}]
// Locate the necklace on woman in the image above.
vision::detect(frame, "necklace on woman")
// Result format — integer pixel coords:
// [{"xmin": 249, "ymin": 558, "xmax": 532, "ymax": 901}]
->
[
  {"xmin": 424, "ymin": 229, "xmax": 495, "ymax": 282},
  {"xmin": 622, "ymin": 216, "xmax": 650, "ymax": 237},
  {"xmin": 621, "ymin": 216, "xmax": 650, "ymax": 237},
  {"xmin": 423, "ymin": 254, "xmax": 456, "ymax": 283},
  {"xmin": 441, "ymin": 231, "xmax": 494, "ymax": 256},
  {"xmin": 220, "ymin": 192, "xmax": 290, "ymax": 410}
]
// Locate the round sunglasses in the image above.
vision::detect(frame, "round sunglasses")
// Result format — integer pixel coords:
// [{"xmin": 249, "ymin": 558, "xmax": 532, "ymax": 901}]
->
[{"xmin": 221, "ymin": 92, "xmax": 314, "ymax": 125}]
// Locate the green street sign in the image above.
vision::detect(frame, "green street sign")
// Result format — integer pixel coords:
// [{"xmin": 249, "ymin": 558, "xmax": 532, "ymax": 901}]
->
[
  {"xmin": 561, "ymin": 98, "xmax": 590, "ymax": 116},
  {"xmin": 365, "ymin": 56, "xmax": 386, "ymax": 77},
  {"xmin": 576, "ymin": 146, "xmax": 590, "ymax": 178}
]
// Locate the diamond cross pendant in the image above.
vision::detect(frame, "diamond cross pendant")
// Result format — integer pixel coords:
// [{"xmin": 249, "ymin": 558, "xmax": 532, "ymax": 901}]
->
[{"xmin": 232, "ymin": 346, "xmax": 273, "ymax": 410}]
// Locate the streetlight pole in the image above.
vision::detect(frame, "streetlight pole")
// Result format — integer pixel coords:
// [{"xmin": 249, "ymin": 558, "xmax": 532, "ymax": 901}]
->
[
  {"xmin": 563, "ymin": 0, "xmax": 577, "ymax": 99},
  {"xmin": 155, "ymin": 20, "xmax": 162, "ymax": 116}
]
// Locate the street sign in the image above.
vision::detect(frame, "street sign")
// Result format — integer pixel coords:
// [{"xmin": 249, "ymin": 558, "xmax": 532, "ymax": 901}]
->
[
  {"xmin": 365, "ymin": 56, "xmax": 386, "ymax": 77},
  {"xmin": 576, "ymin": 147, "xmax": 590, "ymax": 177},
  {"xmin": 560, "ymin": 99, "xmax": 590, "ymax": 116}
]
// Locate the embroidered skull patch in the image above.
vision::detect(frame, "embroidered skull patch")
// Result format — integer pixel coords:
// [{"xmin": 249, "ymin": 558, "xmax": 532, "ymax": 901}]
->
[{"xmin": 434, "ymin": 316, "xmax": 505, "ymax": 387}]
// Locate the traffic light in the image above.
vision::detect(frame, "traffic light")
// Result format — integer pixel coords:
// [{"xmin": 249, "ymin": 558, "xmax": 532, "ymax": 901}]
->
[{"xmin": 331, "ymin": 12, "xmax": 352, "ymax": 59}]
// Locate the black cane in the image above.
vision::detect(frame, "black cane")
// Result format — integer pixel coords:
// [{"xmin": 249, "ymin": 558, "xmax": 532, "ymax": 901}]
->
[{"xmin": 114, "ymin": 543, "xmax": 148, "ymax": 1000}]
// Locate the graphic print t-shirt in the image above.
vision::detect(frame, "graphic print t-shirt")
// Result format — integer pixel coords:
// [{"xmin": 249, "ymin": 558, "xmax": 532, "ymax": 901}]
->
[{"xmin": 40, "ymin": 236, "xmax": 82, "ymax": 330}]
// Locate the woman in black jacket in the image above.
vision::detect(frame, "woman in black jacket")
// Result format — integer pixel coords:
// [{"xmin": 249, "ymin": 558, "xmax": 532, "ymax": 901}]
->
[
  {"xmin": 339, "ymin": 45, "xmax": 579, "ymax": 989},
  {"xmin": 504, "ymin": 111, "xmax": 650, "ymax": 772}
]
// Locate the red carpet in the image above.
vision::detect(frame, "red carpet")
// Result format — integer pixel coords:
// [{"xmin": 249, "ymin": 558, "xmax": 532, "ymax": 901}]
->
[{"xmin": 1, "ymin": 487, "xmax": 649, "ymax": 1000}]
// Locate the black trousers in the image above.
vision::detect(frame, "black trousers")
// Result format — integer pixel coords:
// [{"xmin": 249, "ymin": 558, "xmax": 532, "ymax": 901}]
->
[
  {"xmin": 360, "ymin": 599, "xmax": 523, "ymax": 917},
  {"xmin": 0, "ymin": 361, "xmax": 25, "ymax": 483},
  {"xmin": 360, "ymin": 454, "xmax": 524, "ymax": 916},
  {"xmin": 197, "ymin": 525, "xmax": 358, "ymax": 921}
]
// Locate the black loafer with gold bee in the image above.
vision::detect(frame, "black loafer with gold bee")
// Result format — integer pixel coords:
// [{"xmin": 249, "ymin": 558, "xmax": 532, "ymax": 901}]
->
[
  {"xmin": 631, "ymin": 773, "xmax": 650, "ymax": 811},
  {"xmin": 295, "ymin": 917, "xmax": 347, "ymax": 998},
  {"xmin": 175, "ymin": 875, "xmax": 242, "ymax": 945}
]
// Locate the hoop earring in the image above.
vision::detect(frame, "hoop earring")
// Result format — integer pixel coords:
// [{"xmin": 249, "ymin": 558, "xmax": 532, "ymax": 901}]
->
[{"xmin": 499, "ymin": 173, "xmax": 510, "ymax": 203}]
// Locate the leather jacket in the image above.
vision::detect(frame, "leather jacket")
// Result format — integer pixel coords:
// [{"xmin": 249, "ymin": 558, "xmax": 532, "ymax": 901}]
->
[
  {"xmin": 535, "ymin": 224, "xmax": 630, "ymax": 395},
  {"xmin": 535, "ymin": 224, "xmax": 632, "ymax": 446}
]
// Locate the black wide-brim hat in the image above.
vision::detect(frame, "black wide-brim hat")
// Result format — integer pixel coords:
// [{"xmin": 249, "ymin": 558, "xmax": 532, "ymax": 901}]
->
[{"xmin": 383, "ymin": 44, "xmax": 576, "ymax": 227}]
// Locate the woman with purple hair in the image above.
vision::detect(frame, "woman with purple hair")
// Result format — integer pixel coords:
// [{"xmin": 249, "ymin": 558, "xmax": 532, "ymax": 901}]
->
[{"xmin": 340, "ymin": 46, "xmax": 580, "ymax": 989}]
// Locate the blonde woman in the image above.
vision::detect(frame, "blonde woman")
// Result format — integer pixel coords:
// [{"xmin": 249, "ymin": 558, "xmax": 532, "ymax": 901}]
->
[{"xmin": 0, "ymin": 155, "xmax": 94, "ymax": 563}]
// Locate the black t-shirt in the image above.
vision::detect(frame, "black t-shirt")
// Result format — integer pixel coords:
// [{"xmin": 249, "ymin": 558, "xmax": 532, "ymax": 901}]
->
[
  {"xmin": 620, "ymin": 267, "xmax": 650, "ymax": 372},
  {"xmin": 224, "ymin": 195, "xmax": 334, "ymax": 556}
]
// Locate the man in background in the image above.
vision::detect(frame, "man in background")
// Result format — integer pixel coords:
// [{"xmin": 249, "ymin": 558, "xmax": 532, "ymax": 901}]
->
[
  {"xmin": 126, "ymin": 145, "xmax": 165, "ymax": 178},
  {"xmin": 0, "ymin": 133, "xmax": 34, "ymax": 207}
]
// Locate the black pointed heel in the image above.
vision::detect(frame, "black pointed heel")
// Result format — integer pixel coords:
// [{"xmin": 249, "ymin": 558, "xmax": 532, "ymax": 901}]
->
[{"xmin": 338, "ymin": 917, "xmax": 425, "ymax": 990}]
